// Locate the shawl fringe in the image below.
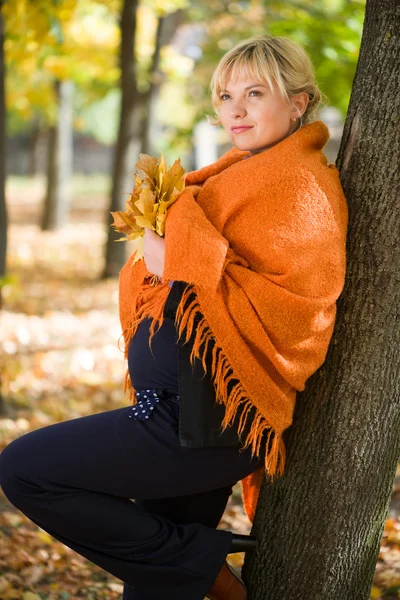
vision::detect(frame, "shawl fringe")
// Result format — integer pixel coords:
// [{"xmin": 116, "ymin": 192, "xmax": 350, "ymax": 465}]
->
[{"xmin": 175, "ymin": 285, "xmax": 286, "ymax": 479}]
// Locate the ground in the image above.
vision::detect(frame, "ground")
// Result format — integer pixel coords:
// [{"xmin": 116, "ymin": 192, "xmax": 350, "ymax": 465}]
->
[{"xmin": 0, "ymin": 176, "xmax": 399, "ymax": 599}]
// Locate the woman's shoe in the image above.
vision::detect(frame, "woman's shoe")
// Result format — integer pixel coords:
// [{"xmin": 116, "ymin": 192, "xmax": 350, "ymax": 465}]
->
[
  {"xmin": 229, "ymin": 534, "xmax": 258, "ymax": 554},
  {"xmin": 206, "ymin": 560, "xmax": 247, "ymax": 600}
]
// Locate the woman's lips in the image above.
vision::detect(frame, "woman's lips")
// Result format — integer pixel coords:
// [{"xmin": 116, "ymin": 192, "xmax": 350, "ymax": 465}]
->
[{"xmin": 231, "ymin": 126, "xmax": 253, "ymax": 134}]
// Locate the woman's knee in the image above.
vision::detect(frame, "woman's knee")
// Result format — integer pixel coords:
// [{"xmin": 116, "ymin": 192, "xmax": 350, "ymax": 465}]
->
[{"xmin": 0, "ymin": 432, "xmax": 42, "ymax": 507}]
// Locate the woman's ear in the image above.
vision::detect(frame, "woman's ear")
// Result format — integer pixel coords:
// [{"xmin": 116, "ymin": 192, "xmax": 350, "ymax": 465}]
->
[{"xmin": 291, "ymin": 92, "xmax": 309, "ymax": 118}]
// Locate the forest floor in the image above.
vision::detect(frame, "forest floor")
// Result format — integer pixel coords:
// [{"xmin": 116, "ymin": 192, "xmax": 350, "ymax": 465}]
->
[{"xmin": 0, "ymin": 176, "xmax": 399, "ymax": 599}]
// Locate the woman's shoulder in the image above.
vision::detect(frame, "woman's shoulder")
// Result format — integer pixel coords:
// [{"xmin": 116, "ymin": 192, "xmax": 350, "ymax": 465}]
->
[{"xmin": 185, "ymin": 147, "xmax": 249, "ymax": 186}]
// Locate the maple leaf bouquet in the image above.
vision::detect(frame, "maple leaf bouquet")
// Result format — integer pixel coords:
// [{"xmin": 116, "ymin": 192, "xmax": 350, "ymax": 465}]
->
[{"xmin": 111, "ymin": 153, "xmax": 186, "ymax": 265}]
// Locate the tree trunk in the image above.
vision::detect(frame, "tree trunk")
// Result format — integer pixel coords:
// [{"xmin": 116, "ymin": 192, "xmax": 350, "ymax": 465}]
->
[
  {"xmin": 0, "ymin": 1, "xmax": 7, "ymax": 415},
  {"xmin": 103, "ymin": 3, "xmax": 183, "ymax": 277},
  {"xmin": 29, "ymin": 116, "xmax": 44, "ymax": 177},
  {"xmin": 244, "ymin": 1, "xmax": 400, "ymax": 599},
  {"xmin": 141, "ymin": 9, "xmax": 184, "ymax": 155},
  {"xmin": 41, "ymin": 79, "xmax": 73, "ymax": 231},
  {"xmin": 103, "ymin": 0, "xmax": 140, "ymax": 278},
  {"xmin": 0, "ymin": 0, "xmax": 7, "ymax": 306}
]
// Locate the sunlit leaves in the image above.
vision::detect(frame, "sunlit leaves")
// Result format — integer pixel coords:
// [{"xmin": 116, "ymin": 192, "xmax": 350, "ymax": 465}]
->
[
  {"xmin": 3, "ymin": 0, "xmax": 119, "ymax": 127},
  {"xmin": 151, "ymin": 0, "xmax": 189, "ymax": 17},
  {"xmin": 111, "ymin": 153, "xmax": 185, "ymax": 259}
]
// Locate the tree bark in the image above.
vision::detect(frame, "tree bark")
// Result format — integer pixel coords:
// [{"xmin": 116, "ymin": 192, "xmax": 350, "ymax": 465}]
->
[
  {"xmin": 41, "ymin": 79, "xmax": 73, "ymax": 231},
  {"xmin": 244, "ymin": 1, "xmax": 400, "ymax": 599},
  {"xmin": 103, "ymin": 0, "xmax": 140, "ymax": 278}
]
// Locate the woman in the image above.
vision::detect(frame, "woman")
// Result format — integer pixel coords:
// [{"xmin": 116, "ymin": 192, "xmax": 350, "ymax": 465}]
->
[{"xmin": 0, "ymin": 36, "xmax": 347, "ymax": 600}]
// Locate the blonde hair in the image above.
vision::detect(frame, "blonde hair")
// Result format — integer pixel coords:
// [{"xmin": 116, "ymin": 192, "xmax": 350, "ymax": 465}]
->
[{"xmin": 209, "ymin": 36, "xmax": 322, "ymax": 126}]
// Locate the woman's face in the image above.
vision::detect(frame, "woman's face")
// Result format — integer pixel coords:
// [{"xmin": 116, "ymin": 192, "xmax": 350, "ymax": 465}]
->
[{"xmin": 218, "ymin": 74, "xmax": 303, "ymax": 155}]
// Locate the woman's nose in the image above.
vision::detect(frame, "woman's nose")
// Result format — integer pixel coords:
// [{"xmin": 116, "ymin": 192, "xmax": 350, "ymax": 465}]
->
[{"xmin": 230, "ymin": 101, "xmax": 246, "ymax": 118}]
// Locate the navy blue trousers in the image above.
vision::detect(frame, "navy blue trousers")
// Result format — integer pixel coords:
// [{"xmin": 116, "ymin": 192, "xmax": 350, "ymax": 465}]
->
[{"xmin": 0, "ymin": 395, "xmax": 263, "ymax": 600}]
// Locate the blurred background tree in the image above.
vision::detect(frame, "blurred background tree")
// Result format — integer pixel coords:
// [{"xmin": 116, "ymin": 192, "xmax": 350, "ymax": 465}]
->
[
  {"xmin": 3, "ymin": 0, "xmax": 120, "ymax": 230},
  {"xmin": 0, "ymin": 0, "xmax": 6, "ymax": 306},
  {"xmin": 103, "ymin": 0, "xmax": 187, "ymax": 277},
  {"xmin": 0, "ymin": 0, "xmax": 6, "ymax": 416}
]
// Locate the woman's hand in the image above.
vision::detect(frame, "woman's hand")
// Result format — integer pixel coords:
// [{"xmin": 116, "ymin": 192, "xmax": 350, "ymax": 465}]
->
[{"xmin": 143, "ymin": 228, "xmax": 166, "ymax": 278}]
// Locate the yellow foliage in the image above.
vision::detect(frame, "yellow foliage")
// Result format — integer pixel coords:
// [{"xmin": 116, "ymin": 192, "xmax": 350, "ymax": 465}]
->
[
  {"xmin": 43, "ymin": 56, "xmax": 71, "ymax": 80},
  {"xmin": 161, "ymin": 45, "xmax": 195, "ymax": 78},
  {"xmin": 37, "ymin": 530, "xmax": 54, "ymax": 546},
  {"xmin": 152, "ymin": 0, "xmax": 190, "ymax": 16},
  {"xmin": 3, "ymin": 0, "xmax": 119, "ymax": 122},
  {"xmin": 111, "ymin": 153, "xmax": 186, "ymax": 261}
]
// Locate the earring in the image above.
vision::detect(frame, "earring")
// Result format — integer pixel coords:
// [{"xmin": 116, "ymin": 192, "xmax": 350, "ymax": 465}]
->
[{"xmin": 290, "ymin": 117, "xmax": 297, "ymax": 122}]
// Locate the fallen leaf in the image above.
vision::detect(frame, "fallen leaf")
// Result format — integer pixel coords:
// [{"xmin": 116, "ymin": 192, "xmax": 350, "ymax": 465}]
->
[
  {"xmin": 108, "ymin": 582, "xmax": 124, "ymax": 594},
  {"xmin": 23, "ymin": 593, "xmax": 42, "ymax": 600},
  {"xmin": 3, "ymin": 511, "xmax": 23, "ymax": 527},
  {"xmin": 0, "ymin": 577, "xmax": 12, "ymax": 594},
  {"xmin": 24, "ymin": 564, "xmax": 45, "ymax": 585},
  {"xmin": 37, "ymin": 530, "xmax": 54, "ymax": 545}
]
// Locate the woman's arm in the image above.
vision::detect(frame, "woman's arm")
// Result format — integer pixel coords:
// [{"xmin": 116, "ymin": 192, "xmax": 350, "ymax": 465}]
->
[{"xmin": 162, "ymin": 187, "xmax": 230, "ymax": 293}]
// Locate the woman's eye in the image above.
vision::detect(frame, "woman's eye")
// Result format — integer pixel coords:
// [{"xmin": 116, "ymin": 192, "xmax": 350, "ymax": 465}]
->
[{"xmin": 219, "ymin": 90, "xmax": 261, "ymax": 101}]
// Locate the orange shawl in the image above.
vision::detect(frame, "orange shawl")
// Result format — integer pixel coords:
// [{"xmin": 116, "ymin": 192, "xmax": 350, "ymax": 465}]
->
[{"xmin": 119, "ymin": 121, "xmax": 348, "ymax": 522}]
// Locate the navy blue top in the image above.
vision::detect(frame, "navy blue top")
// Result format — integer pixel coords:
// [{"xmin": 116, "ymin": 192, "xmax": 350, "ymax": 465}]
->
[{"xmin": 127, "ymin": 317, "xmax": 179, "ymax": 395}]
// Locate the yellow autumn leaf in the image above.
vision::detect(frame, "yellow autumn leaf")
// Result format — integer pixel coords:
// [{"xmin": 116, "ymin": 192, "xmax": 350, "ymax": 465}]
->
[
  {"xmin": 125, "ymin": 194, "xmax": 143, "ymax": 215},
  {"xmin": 159, "ymin": 158, "xmax": 185, "ymax": 199},
  {"xmin": 382, "ymin": 575, "xmax": 400, "ymax": 588},
  {"xmin": 23, "ymin": 593, "xmax": 42, "ymax": 600},
  {"xmin": 159, "ymin": 155, "xmax": 167, "ymax": 174},
  {"xmin": 134, "ymin": 215, "xmax": 156, "ymax": 231},
  {"xmin": 370, "ymin": 586, "xmax": 382, "ymax": 599},
  {"xmin": 134, "ymin": 188, "xmax": 156, "ymax": 216},
  {"xmin": 3, "ymin": 589, "xmax": 22, "ymax": 600},
  {"xmin": 228, "ymin": 553, "xmax": 244, "ymax": 569},
  {"xmin": 157, "ymin": 203, "xmax": 168, "ymax": 216},
  {"xmin": 135, "ymin": 154, "xmax": 159, "ymax": 185},
  {"xmin": 155, "ymin": 213, "xmax": 167, "ymax": 236},
  {"xmin": 37, "ymin": 530, "xmax": 54, "ymax": 545},
  {"xmin": 0, "ymin": 577, "xmax": 12, "ymax": 595},
  {"xmin": 128, "ymin": 230, "xmax": 145, "ymax": 241},
  {"xmin": 158, "ymin": 190, "xmax": 179, "ymax": 212},
  {"xmin": 119, "ymin": 211, "xmax": 143, "ymax": 233},
  {"xmin": 110, "ymin": 211, "xmax": 133, "ymax": 235},
  {"xmin": 131, "ymin": 237, "xmax": 144, "ymax": 265}
]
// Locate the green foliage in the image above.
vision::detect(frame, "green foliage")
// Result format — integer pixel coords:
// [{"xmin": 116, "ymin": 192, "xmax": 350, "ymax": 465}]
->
[
  {"xmin": 182, "ymin": 0, "xmax": 365, "ymax": 126},
  {"xmin": 76, "ymin": 89, "xmax": 120, "ymax": 145},
  {"xmin": 268, "ymin": 0, "xmax": 365, "ymax": 115}
]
